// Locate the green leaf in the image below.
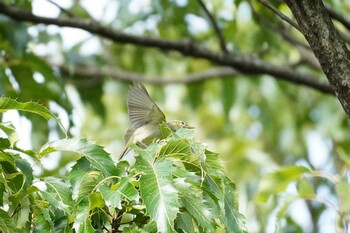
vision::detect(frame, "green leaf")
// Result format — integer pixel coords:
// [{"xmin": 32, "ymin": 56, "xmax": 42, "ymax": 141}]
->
[
  {"xmin": 223, "ymin": 177, "xmax": 247, "ymax": 233},
  {"xmin": 0, "ymin": 18, "xmax": 30, "ymax": 56},
  {"xmin": 42, "ymin": 177, "xmax": 73, "ymax": 215},
  {"xmin": 297, "ymin": 178, "xmax": 315, "ymax": 198},
  {"xmin": 89, "ymin": 192, "xmax": 104, "ymax": 209},
  {"xmin": 0, "ymin": 158, "xmax": 24, "ymax": 195},
  {"xmin": 0, "ymin": 209, "xmax": 18, "ymax": 233},
  {"xmin": 100, "ymin": 177, "xmax": 139, "ymax": 209},
  {"xmin": 337, "ymin": 147, "xmax": 350, "ymax": 166},
  {"xmin": 0, "ymin": 151, "xmax": 15, "ymax": 164},
  {"xmin": 143, "ymin": 220, "xmax": 158, "ymax": 233},
  {"xmin": 336, "ymin": 178, "xmax": 350, "ymax": 214},
  {"xmin": 33, "ymin": 212, "xmax": 52, "ymax": 233},
  {"xmin": 72, "ymin": 202, "xmax": 95, "ymax": 233},
  {"xmin": 175, "ymin": 177, "xmax": 216, "ymax": 232},
  {"xmin": 0, "ymin": 138, "xmax": 11, "ymax": 149},
  {"xmin": 72, "ymin": 169, "xmax": 100, "ymax": 202},
  {"xmin": 256, "ymin": 166, "xmax": 311, "ymax": 203},
  {"xmin": 0, "ymin": 97, "xmax": 61, "ymax": 122},
  {"xmin": 131, "ymin": 143, "xmax": 159, "ymax": 164},
  {"xmin": 70, "ymin": 157, "xmax": 91, "ymax": 187},
  {"xmin": 175, "ymin": 212, "xmax": 195, "ymax": 233},
  {"xmin": 172, "ymin": 127, "xmax": 195, "ymax": 140},
  {"xmin": 0, "ymin": 122, "xmax": 18, "ymax": 146},
  {"xmin": 203, "ymin": 149, "xmax": 226, "ymax": 174},
  {"xmin": 200, "ymin": 172, "xmax": 247, "ymax": 233},
  {"xmin": 52, "ymin": 209, "xmax": 72, "ymax": 233},
  {"xmin": 0, "ymin": 181, "xmax": 4, "ymax": 206},
  {"xmin": 160, "ymin": 131, "xmax": 246, "ymax": 232},
  {"xmin": 16, "ymin": 196, "xmax": 31, "ymax": 229},
  {"xmin": 159, "ymin": 139, "xmax": 191, "ymax": 157},
  {"xmin": 134, "ymin": 155, "xmax": 180, "ymax": 233},
  {"xmin": 160, "ymin": 122, "xmax": 172, "ymax": 138},
  {"xmin": 15, "ymin": 158, "xmax": 33, "ymax": 188},
  {"xmin": 7, "ymin": 189, "xmax": 27, "ymax": 215},
  {"xmin": 202, "ymin": 172, "xmax": 223, "ymax": 201},
  {"xmin": 12, "ymin": 146, "xmax": 39, "ymax": 161},
  {"xmin": 40, "ymin": 138, "xmax": 118, "ymax": 177},
  {"xmin": 99, "ymin": 184, "xmax": 122, "ymax": 209}
]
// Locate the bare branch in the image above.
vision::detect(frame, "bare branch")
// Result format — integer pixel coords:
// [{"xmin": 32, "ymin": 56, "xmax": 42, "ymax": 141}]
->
[
  {"xmin": 257, "ymin": 0, "xmax": 301, "ymax": 31},
  {"xmin": 250, "ymin": 1, "xmax": 304, "ymax": 48},
  {"xmin": 0, "ymin": 2, "xmax": 333, "ymax": 94},
  {"xmin": 60, "ymin": 66, "xmax": 238, "ymax": 85},
  {"xmin": 58, "ymin": 65, "xmax": 332, "ymax": 94},
  {"xmin": 197, "ymin": 0, "xmax": 228, "ymax": 53}
]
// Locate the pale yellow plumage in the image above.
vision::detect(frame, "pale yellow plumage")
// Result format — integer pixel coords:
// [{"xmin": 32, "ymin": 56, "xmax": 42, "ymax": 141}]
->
[{"xmin": 118, "ymin": 83, "xmax": 192, "ymax": 160}]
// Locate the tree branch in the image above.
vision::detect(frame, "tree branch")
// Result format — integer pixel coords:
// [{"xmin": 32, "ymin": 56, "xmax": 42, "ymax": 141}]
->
[
  {"xmin": 60, "ymin": 66, "xmax": 239, "ymax": 85},
  {"xmin": 257, "ymin": 0, "xmax": 301, "ymax": 31},
  {"xmin": 46, "ymin": 0, "xmax": 75, "ymax": 18},
  {"xmin": 248, "ymin": 2, "xmax": 320, "ymax": 69},
  {"xmin": 285, "ymin": 0, "xmax": 350, "ymax": 117},
  {"xmin": 197, "ymin": 0, "xmax": 228, "ymax": 53},
  {"xmin": 0, "ymin": 2, "xmax": 333, "ymax": 94},
  {"xmin": 58, "ymin": 65, "xmax": 332, "ymax": 94}
]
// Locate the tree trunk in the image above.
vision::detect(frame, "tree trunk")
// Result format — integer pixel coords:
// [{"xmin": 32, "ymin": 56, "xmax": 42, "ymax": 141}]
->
[{"xmin": 285, "ymin": 0, "xmax": 350, "ymax": 118}]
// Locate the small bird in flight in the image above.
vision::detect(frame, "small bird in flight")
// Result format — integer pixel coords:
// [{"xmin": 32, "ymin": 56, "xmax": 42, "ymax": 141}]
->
[{"xmin": 119, "ymin": 83, "xmax": 193, "ymax": 160}]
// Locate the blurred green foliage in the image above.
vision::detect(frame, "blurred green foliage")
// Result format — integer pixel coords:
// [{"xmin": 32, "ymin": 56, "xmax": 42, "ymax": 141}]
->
[{"xmin": 0, "ymin": 0, "xmax": 349, "ymax": 232}]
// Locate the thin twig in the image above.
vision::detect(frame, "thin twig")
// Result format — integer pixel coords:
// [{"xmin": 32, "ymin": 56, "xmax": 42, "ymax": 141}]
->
[
  {"xmin": 46, "ymin": 0, "xmax": 75, "ymax": 18},
  {"xmin": 250, "ymin": 1, "xmax": 320, "ymax": 69},
  {"xmin": 0, "ymin": 2, "xmax": 333, "ymax": 94},
  {"xmin": 58, "ymin": 64, "xmax": 332, "ymax": 94},
  {"xmin": 197, "ymin": 0, "xmax": 228, "ymax": 53},
  {"xmin": 249, "ymin": 0, "xmax": 307, "ymax": 49},
  {"xmin": 258, "ymin": 0, "xmax": 301, "ymax": 31}
]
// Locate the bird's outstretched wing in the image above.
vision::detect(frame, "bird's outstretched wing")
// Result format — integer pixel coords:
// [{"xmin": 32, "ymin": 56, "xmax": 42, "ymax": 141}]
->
[{"xmin": 127, "ymin": 83, "xmax": 166, "ymax": 129}]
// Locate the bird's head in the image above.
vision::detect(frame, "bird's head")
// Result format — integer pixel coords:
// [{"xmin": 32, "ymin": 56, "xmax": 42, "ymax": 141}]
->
[{"xmin": 167, "ymin": 120, "xmax": 194, "ymax": 131}]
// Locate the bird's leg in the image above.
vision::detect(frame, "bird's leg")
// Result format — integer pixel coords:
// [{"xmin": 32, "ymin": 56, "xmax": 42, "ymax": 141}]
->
[{"xmin": 153, "ymin": 139, "xmax": 165, "ymax": 162}]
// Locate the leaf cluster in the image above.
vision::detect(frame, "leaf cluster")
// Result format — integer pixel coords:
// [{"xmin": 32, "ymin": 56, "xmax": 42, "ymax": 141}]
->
[{"xmin": 0, "ymin": 97, "xmax": 246, "ymax": 233}]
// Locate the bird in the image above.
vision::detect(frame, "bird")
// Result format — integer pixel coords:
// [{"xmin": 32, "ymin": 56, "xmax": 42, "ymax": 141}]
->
[{"xmin": 118, "ymin": 83, "xmax": 193, "ymax": 160}]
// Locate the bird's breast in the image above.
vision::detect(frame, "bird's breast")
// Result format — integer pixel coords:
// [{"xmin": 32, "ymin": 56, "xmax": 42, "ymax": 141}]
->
[{"xmin": 132, "ymin": 123, "xmax": 162, "ymax": 145}]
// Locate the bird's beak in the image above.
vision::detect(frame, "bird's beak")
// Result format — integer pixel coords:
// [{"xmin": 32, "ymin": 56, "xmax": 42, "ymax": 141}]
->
[{"xmin": 184, "ymin": 125, "xmax": 195, "ymax": 129}]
